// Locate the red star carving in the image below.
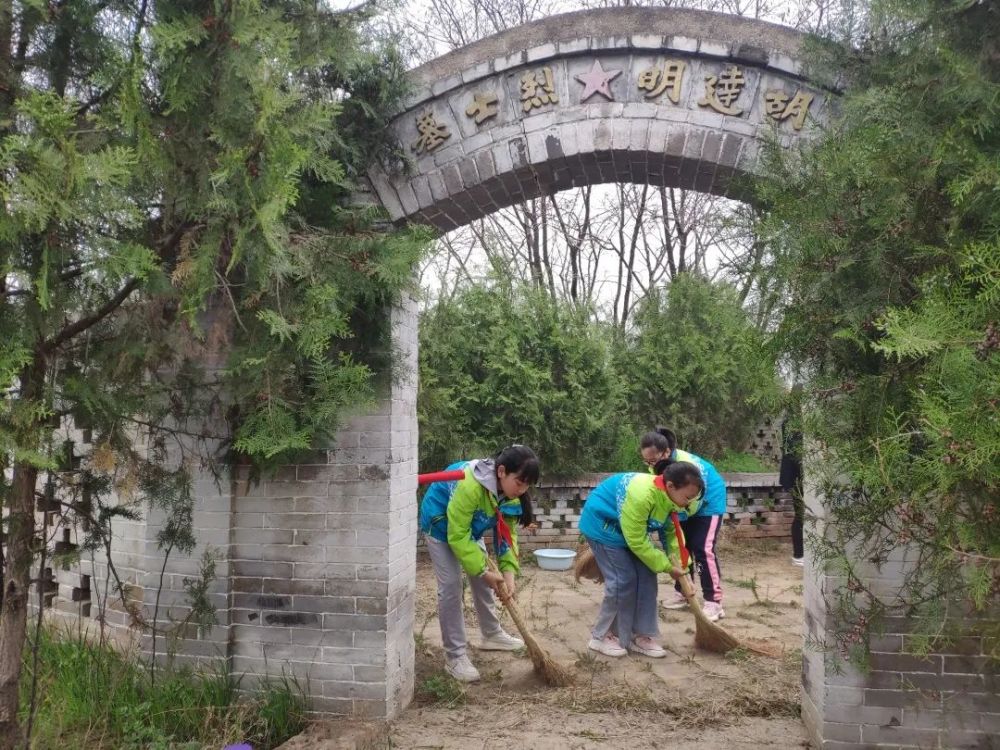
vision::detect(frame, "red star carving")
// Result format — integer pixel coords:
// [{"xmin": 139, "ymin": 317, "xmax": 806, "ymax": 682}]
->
[{"xmin": 574, "ymin": 60, "xmax": 622, "ymax": 102}]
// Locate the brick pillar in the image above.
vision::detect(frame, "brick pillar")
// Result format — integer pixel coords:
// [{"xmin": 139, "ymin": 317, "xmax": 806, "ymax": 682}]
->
[
  {"xmin": 135, "ymin": 466, "xmax": 235, "ymax": 668},
  {"xmin": 228, "ymin": 295, "xmax": 418, "ymax": 718},
  {"xmin": 801, "ymin": 477, "xmax": 999, "ymax": 748}
]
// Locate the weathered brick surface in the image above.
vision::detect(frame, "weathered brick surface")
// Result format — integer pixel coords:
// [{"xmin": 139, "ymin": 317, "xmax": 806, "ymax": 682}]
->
[
  {"xmin": 370, "ymin": 11, "xmax": 831, "ymax": 230},
  {"xmin": 31, "ymin": 296, "xmax": 419, "ymax": 720},
  {"xmin": 800, "ymin": 478, "xmax": 1000, "ymax": 749}
]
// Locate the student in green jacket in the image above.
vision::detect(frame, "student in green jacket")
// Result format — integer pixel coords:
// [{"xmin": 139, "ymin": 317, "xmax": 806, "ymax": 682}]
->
[
  {"xmin": 418, "ymin": 445, "xmax": 539, "ymax": 682},
  {"xmin": 578, "ymin": 461, "xmax": 704, "ymax": 657}
]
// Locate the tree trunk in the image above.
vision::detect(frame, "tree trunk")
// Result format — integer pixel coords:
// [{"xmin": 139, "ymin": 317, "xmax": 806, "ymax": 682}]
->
[
  {"xmin": 619, "ymin": 184, "xmax": 649, "ymax": 330},
  {"xmin": 0, "ymin": 357, "xmax": 44, "ymax": 749}
]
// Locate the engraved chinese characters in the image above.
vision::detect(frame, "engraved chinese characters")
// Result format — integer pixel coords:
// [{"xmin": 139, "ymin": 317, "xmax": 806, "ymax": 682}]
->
[
  {"xmin": 764, "ymin": 90, "xmax": 814, "ymax": 130},
  {"xmin": 410, "ymin": 58, "xmax": 818, "ymax": 154},
  {"xmin": 411, "ymin": 111, "xmax": 450, "ymax": 154},
  {"xmin": 465, "ymin": 92, "xmax": 499, "ymax": 124},
  {"xmin": 637, "ymin": 60, "xmax": 687, "ymax": 104},
  {"xmin": 698, "ymin": 65, "xmax": 747, "ymax": 116},
  {"xmin": 520, "ymin": 67, "xmax": 558, "ymax": 112}
]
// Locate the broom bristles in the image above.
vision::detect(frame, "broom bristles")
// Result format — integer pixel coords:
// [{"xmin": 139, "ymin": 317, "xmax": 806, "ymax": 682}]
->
[
  {"xmin": 573, "ymin": 543, "xmax": 604, "ymax": 584},
  {"xmin": 488, "ymin": 558, "xmax": 575, "ymax": 686},
  {"xmin": 677, "ymin": 574, "xmax": 777, "ymax": 657},
  {"xmin": 522, "ymin": 631, "xmax": 575, "ymax": 686}
]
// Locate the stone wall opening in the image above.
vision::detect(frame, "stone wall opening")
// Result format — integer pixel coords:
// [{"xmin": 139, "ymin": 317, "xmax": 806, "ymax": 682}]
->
[{"xmin": 36, "ymin": 9, "xmax": 998, "ymax": 748}]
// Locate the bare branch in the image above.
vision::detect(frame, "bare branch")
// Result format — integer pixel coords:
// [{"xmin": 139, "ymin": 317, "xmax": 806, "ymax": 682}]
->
[{"xmin": 43, "ymin": 278, "xmax": 141, "ymax": 352}]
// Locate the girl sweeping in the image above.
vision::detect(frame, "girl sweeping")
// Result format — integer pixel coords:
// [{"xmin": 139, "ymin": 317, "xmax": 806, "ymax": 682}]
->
[
  {"xmin": 640, "ymin": 427, "xmax": 728, "ymax": 622},
  {"xmin": 578, "ymin": 461, "xmax": 704, "ymax": 658},
  {"xmin": 418, "ymin": 445, "xmax": 539, "ymax": 683}
]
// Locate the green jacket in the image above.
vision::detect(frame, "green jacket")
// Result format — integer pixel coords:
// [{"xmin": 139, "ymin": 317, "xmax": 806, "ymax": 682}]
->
[
  {"xmin": 430, "ymin": 461, "xmax": 521, "ymax": 577},
  {"xmin": 578, "ymin": 473, "xmax": 688, "ymax": 573},
  {"xmin": 448, "ymin": 467, "xmax": 521, "ymax": 576}
]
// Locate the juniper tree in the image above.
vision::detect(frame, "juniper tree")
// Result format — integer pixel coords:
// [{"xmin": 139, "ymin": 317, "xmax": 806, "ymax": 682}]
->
[
  {"xmin": 756, "ymin": 0, "xmax": 1000, "ymax": 660},
  {"xmin": 0, "ymin": 0, "xmax": 425, "ymax": 745}
]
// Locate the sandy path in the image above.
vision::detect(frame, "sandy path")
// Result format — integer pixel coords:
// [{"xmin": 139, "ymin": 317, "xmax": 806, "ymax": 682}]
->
[{"xmin": 390, "ymin": 540, "xmax": 810, "ymax": 749}]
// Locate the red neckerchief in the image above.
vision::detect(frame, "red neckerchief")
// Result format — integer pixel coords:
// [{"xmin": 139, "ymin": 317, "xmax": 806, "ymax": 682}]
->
[
  {"xmin": 657, "ymin": 475, "xmax": 692, "ymax": 568},
  {"xmin": 494, "ymin": 499, "xmax": 514, "ymax": 550}
]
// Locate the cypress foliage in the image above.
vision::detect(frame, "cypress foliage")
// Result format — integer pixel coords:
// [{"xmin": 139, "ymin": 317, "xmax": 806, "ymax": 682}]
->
[
  {"xmin": 757, "ymin": 0, "xmax": 1000, "ymax": 661},
  {"xmin": 0, "ymin": 1, "xmax": 427, "ymax": 744}
]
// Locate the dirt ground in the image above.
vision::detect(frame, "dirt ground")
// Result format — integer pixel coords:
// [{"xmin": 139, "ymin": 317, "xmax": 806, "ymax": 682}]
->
[{"xmin": 389, "ymin": 538, "xmax": 809, "ymax": 750}]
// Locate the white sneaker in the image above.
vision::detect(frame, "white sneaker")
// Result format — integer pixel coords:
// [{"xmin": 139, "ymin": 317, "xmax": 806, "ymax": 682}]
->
[
  {"xmin": 702, "ymin": 601, "xmax": 725, "ymax": 622},
  {"xmin": 661, "ymin": 590, "xmax": 688, "ymax": 610},
  {"xmin": 445, "ymin": 655, "xmax": 481, "ymax": 683},
  {"xmin": 480, "ymin": 629, "xmax": 524, "ymax": 651},
  {"xmin": 588, "ymin": 633, "xmax": 627, "ymax": 657},
  {"xmin": 791, "ymin": 556, "xmax": 805, "ymax": 567},
  {"xmin": 630, "ymin": 635, "xmax": 667, "ymax": 658}
]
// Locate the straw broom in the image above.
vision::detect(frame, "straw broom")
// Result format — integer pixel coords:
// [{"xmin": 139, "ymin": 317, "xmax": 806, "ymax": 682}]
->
[
  {"xmin": 416, "ymin": 469, "xmax": 574, "ymax": 684},
  {"xmin": 574, "ymin": 541, "xmax": 603, "ymax": 583},
  {"xmin": 486, "ymin": 556, "xmax": 575, "ymax": 686},
  {"xmin": 666, "ymin": 512, "xmax": 752, "ymax": 655}
]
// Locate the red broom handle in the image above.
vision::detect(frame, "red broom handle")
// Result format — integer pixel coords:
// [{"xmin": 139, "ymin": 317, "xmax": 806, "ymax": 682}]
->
[
  {"xmin": 670, "ymin": 512, "xmax": 689, "ymax": 569},
  {"xmin": 417, "ymin": 469, "xmax": 466, "ymax": 486}
]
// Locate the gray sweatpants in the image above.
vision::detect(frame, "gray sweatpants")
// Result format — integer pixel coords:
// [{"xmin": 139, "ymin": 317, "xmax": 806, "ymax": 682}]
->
[
  {"xmin": 587, "ymin": 537, "xmax": 660, "ymax": 650},
  {"xmin": 425, "ymin": 535, "xmax": 503, "ymax": 659}
]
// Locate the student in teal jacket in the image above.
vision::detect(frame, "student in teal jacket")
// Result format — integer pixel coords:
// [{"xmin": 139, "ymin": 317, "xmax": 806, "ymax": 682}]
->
[
  {"xmin": 418, "ymin": 445, "xmax": 539, "ymax": 683},
  {"xmin": 641, "ymin": 427, "xmax": 728, "ymax": 622},
  {"xmin": 578, "ymin": 461, "xmax": 704, "ymax": 658}
]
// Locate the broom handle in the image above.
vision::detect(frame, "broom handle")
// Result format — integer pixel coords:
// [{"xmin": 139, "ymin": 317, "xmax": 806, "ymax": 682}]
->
[
  {"xmin": 485, "ymin": 556, "xmax": 533, "ymax": 639},
  {"xmin": 670, "ymin": 512, "xmax": 698, "ymax": 602},
  {"xmin": 670, "ymin": 512, "xmax": 690, "ymax": 569},
  {"xmin": 417, "ymin": 469, "xmax": 466, "ymax": 485}
]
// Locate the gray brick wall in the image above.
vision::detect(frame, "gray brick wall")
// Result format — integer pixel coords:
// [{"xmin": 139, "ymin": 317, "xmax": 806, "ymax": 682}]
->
[
  {"xmin": 34, "ymin": 294, "xmax": 420, "ymax": 720},
  {"xmin": 800, "ymin": 477, "xmax": 1000, "ymax": 749},
  {"xmin": 747, "ymin": 415, "xmax": 782, "ymax": 466}
]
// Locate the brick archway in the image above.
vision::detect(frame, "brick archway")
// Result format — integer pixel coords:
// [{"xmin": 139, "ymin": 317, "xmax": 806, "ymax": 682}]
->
[{"xmin": 369, "ymin": 6, "xmax": 834, "ymax": 233}]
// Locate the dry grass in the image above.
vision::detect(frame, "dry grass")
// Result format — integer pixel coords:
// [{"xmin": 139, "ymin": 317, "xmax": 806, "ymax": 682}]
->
[{"xmin": 552, "ymin": 646, "xmax": 800, "ymax": 729}]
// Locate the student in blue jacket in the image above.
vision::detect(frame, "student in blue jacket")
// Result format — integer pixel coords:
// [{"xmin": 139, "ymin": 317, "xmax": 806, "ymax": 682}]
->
[
  {"xmin": 641, "ymin": 427, "xmax": 728, "ymax": 622},
  {"xmin": 578, "ymin": 461, "xmax": 704, "ymax": 658},
  {"xmin": 418, "ymin": 445, "xmax": 539, "ymax": 683}
]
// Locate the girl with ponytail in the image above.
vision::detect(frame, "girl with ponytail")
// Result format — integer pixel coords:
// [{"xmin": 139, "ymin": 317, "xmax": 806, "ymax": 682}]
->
[
  {"xmin": 417, "ymin": 445, "xmax": 539, "ymax": 683},
  {"xmin": 577, "ymin": 461, "xmax": 704, "ymax": 658},
  {"xmin": 640, "ymin": 426, "xmax": 728, "ymax": 622}
]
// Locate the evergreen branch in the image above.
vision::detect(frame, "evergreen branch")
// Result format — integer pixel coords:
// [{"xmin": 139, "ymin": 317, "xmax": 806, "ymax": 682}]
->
[
  {"xmin": 76, "ymin": 89, "xmax": 116, "ymax": 117},
  {"xmin": 215, "ymin": 270, "xmax": 248, "ymax": 333},
  {"xmin": 123, "ymin": 416, "xmax": 228, "ymax": 442},
  {"xmin": 43, "ymin": 278, "xmax": 141, "ymax": 352},
  {"xmin": 943, "ymin": 546, "xmax": 1000, "ymax": 565},
  {"xmin": 2, "ymin": 266, "xmax": 87, "ymax": 299},
  {"xmin": 75, "ymin": 0, "xmax": 147, "ymax": 118}
]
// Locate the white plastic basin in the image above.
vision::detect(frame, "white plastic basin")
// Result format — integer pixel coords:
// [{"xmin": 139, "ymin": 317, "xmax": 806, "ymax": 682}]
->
[{"xmin": 533, "ymin": 548, "xmax": 577, "ymax": 571}]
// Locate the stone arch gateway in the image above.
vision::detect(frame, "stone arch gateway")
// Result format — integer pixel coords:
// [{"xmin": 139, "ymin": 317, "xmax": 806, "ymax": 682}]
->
[
  {"xmin": 50, "ymin": 8, "xmax": 1000, "ymax": 750},
  {"xmin": 369, "ymin": 6, "xmax": 835, "ymax": 232}
]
